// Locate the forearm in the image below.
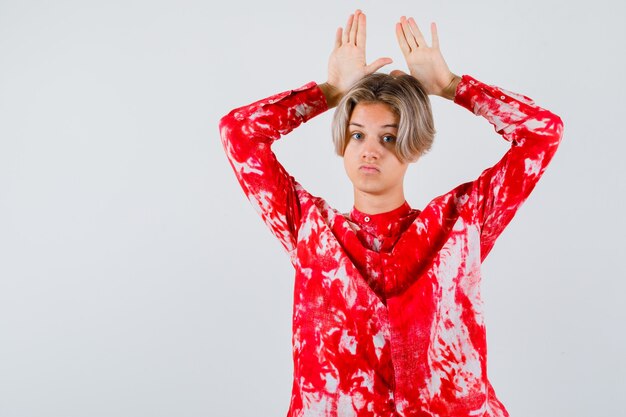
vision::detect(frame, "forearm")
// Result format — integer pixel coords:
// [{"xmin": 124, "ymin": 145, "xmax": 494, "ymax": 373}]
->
[
  {"xmin": 454, "ymin": 75, "xmax": 563, "ymax": 145},
  {"xmin": 220, "ymin": 82, "xmax": 328, "ymax": 151}
]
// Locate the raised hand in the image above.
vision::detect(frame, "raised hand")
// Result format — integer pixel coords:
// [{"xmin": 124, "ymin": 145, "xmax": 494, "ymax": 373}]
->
[
  {"xmin": 395, "ymin": 17, "xmax": 458, "ymax": 98},
  {"xmin": 326, "ymin": 10, "xmax": 393, "ymax": 98}
]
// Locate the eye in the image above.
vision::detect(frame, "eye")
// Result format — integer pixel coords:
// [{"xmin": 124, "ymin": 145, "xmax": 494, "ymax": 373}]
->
[
  {"xmin": 350, "ymin": 132, "xmax": 363, "ymax": 140},
  {"xmin": 382, "ymin": 135, "xmax": 396, "ymax": 144}
]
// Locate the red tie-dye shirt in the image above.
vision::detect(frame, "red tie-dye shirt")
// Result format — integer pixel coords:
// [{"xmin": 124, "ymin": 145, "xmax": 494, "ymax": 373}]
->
[{"xmin": 219, "ymin": 75, "xmax": 563, "ymax": 417}]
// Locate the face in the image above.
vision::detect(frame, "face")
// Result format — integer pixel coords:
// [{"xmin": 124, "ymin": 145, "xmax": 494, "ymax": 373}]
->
[{"xmin": 343, "ymin": 102, "xmax": 410, "ymax": 198}]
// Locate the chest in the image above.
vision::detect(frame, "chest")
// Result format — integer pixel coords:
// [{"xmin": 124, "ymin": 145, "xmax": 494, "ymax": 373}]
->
[{"xmin": 295, "ymin": 198, "xmax": 481, "ymax": 303}]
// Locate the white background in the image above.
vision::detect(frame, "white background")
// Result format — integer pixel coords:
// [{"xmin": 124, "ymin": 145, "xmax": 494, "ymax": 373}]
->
[{"xmin": 1, "ymin": 0, "xmax": 625, "ymax": 416}]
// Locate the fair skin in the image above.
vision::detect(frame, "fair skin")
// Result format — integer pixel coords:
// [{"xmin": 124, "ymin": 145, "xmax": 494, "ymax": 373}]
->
[
  {"xmin": 343, "ymin": 102, "xmax": 408, "ymax": 214},
  {"xmin": 319, "ymin": 10, "xmax": 461, "ymax": 214}
]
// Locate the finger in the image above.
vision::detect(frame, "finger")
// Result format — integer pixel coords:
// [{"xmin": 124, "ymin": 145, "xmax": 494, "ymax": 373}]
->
[
  {"xmin": 342, "ymin": 13, "xmax": 354, "ymax": 44},
  {"xmin": 390, "ymin": 69, "xmax": 408, "ymax": 77},
  {"xmin": 431, "ymin": 22, "xmax": 439, "ymax": 49},
  {"xmin": 395, "ymin": 22, "xmax": 411, "ymax": 54},
  {"xmin": 349, "ymin": 10, "xmax": 360, "ymax": 44},
  {"xmin": 356, "ymin": 12, "xmax": 366, "ymax": 47},
  {"xmin": 334, "ymin": 27, "xmax": 342, "ymax": 49},
  {"xmin": 408, "ymin": 17, "xmax": 427, "ymax": 47},
  {"xmin": 365, "ymin": 57, "xmax": 393, "ymax": 74},
  {"xmin": 401, "ymin": 16, "xmax": 419, "ymax": 50}
]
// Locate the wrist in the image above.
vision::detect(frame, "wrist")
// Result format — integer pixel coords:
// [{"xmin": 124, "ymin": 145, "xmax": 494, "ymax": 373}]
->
[
  {"xmin": 319, "ymin": 82, "xmax": 343, "ymax": 108},
  {"xmin": 439, "ymin": 73, "xmax": 461, "ymax": 100}
]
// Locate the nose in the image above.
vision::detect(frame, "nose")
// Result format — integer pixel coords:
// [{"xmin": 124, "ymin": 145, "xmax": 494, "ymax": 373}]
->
[{"xmin": 361, "ymin": 138, "xmax": 382, "ymax": 160}]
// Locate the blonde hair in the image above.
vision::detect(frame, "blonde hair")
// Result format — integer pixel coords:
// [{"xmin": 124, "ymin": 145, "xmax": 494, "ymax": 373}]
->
[{"xmin": 331, "ymin": 73, "xmax": 435, "ymax": 162}]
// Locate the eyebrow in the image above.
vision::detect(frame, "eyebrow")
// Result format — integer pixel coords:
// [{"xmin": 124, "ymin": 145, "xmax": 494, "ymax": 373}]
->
[{"xmin": 349, "ymin": 122, "xmax": 399, "ymax": 128}]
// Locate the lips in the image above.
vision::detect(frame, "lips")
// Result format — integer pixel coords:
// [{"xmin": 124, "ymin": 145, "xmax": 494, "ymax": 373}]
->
[{"xmin": 359, "ymin": 164, "xmax": 380, "ymax": 173}]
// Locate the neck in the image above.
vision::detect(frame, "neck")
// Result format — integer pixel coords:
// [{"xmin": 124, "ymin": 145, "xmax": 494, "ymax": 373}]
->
[{"xmin": 353, "ymin": 188, "xmax": 406, "ymax": 215}]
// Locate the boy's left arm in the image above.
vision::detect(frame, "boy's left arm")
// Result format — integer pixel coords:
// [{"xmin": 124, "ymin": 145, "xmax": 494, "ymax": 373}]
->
[{"xmin": 454, "ymin": 76, "xmax": 565, "ymax": 260}]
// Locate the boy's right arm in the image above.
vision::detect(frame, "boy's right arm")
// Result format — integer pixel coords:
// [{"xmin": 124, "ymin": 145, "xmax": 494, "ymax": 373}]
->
[
  {"xmin": 219, "ymin": 9, "xmax": 392, "ymax": 260},
  {"xmin": 219, "ymin": 83, "xmax": 328, "ymax": 260}
]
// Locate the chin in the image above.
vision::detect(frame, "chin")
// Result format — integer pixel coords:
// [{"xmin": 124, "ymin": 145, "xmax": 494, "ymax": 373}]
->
[{"xmin": 355, "ymin": 184, "xmax": 388, "ymax": 196}]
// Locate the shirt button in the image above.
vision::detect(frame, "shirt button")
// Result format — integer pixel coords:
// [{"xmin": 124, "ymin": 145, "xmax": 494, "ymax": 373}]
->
[
  {"xmin": 469, "ymin": 80, "xmax": 475, "ymax": 84},
  {"xmin": 500, "ymin": 95, "xmax": 506, "ymax": 100},
  {"xmin": 364, "ymin": 216, "xmax": 370, "ymax": 222}
]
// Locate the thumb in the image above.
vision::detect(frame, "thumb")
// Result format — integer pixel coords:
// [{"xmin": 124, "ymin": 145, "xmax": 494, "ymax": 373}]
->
[{"xmin": 365, "ymin": 57, "xmax": 393, "ymax": 74}]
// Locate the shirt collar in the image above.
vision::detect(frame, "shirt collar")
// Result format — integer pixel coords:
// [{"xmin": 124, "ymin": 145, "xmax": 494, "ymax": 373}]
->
[{"xmin": 349, "ymin": 201, "xmax": 412, "ymax": 235}]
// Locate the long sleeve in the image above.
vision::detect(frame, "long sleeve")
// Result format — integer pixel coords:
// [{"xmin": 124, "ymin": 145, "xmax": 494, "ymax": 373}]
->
[
  {"xmin": 454, "ymin": 75, "xmax": 564, "ymax": 261},
  {"xmin": 219, "ymin": 82, "xmax": 328, "ymax": 262}
]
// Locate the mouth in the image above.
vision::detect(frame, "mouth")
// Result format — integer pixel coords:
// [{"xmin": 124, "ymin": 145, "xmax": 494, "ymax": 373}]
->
[{"xmin": 359, "ymin": 164, "xmax": 380, "ymax": 173}]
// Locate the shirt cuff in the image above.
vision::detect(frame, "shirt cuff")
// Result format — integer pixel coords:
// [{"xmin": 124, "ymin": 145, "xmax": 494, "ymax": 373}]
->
[{"xmin": 454, "ymin": 75, "xmax": 488, "ymax": 111}]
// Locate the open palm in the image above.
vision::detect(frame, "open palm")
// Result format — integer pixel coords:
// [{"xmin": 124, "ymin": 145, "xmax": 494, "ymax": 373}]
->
[
  {"xmin": 395, "ymin": 17, "xmax": 455, "ymax": 96},
  {"xmin": 327, "ymin": 10, "xmax": 392, "ymax": 94}
]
